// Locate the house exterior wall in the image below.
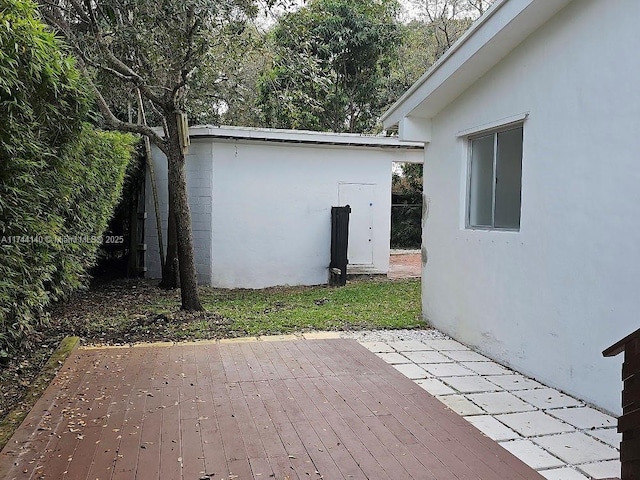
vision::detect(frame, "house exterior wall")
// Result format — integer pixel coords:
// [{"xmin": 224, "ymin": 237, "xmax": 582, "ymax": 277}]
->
[
  {"xmin": 145, "ymin": 137, "xmax": 420, "ymax": 289},
  {"xmin": 420, "ymin": 0, "xmax": 640, "ymax": 414}
]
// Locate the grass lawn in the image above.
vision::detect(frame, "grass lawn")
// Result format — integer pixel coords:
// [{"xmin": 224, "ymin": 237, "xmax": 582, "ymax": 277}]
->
[
  {"xmin": 52, "ymin": 277, "xmax": 424, "ymax": 344},
  {"xmin": 202, "ymin": 277, "xmax": 422, "ymax": 335}
]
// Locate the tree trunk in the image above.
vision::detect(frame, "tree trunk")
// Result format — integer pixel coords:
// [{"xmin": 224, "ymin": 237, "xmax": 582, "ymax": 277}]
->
[
  {"xmin": 159, "ymin": 197, "xmax": 179, "ymax": 289},
  {"xmin": 165, "ymin": 114, "xmax": 203, "ymax": 311}
]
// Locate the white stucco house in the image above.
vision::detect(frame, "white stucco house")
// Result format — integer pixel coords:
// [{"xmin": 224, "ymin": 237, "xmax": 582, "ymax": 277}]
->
[
  {"xmin": 144, "ymin": 126, "xmax": 423, "ymax": 289},
  {"xmin": 383, "ymin": 0, "xmax": 640, "ymax": 415}
]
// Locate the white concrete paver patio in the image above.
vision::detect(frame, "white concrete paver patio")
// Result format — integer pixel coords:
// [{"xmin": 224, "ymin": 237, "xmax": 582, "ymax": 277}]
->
[{"xmin": 342, "ymin": 329, "xmax": 621, "ymax": 480}]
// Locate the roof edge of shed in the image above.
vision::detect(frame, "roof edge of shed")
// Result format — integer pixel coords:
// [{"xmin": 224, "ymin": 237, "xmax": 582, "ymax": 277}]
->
[{"xmin": 185, "ymin": 125, "xmax": 424, "ymax": 149}]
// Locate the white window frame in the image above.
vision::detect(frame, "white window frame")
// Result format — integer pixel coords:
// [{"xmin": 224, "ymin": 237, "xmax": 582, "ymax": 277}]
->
[{"xmin": 465, "ymin": 122, "xmax": 524, "ymax": 231}]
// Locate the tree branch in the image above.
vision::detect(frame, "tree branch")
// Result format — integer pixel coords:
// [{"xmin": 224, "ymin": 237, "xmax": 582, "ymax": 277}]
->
[{"xmin": 90, "ymin": 81, "xmax": 167, "ymax": 151}]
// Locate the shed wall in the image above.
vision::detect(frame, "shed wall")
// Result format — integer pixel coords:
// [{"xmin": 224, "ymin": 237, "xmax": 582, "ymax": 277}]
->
[
  {"xmin": 145, "ymin": 140, "xmax": 213, "ymax": 284},
  {"xmin": 145, "ymin": 138, "xmax": 420, "ymax": 289},
  {"xmin": 209, "ymin": 141, "xmax": 397, "ymax": 289}
]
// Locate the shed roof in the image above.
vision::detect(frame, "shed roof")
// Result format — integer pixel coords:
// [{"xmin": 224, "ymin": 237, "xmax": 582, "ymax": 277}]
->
[
  {"xmin": 188, "ymin": 125, "xmax": 424, "ymax": 150},
  {"xmin": 382, "ymin": 0, "xmax": 573, "ymax": 128}
]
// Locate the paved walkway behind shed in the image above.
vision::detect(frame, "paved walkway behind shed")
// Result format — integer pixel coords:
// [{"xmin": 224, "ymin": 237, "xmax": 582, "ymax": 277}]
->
[
  {"xmin": 388, "ymin": 250, "xmax": 421, "ymax": 279},
  {"xmin": 1, "ymin": 338, "xmax": 543, "ymax": 480}
]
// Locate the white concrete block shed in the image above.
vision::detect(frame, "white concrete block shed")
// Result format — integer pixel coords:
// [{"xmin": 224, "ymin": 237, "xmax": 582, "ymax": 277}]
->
[
  {"xmin": 144, "ymin": 126, "xmax": 423, "ymax": 289},
  {"xmin": 382, "ymin": 0, "xmax": 640, "ymax": 415}
]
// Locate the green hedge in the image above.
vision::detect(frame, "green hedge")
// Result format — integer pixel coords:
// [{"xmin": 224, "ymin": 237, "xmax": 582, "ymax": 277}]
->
[{"xmin": 0, "ymin": 0, "xmax": 135, "ymax": 355}]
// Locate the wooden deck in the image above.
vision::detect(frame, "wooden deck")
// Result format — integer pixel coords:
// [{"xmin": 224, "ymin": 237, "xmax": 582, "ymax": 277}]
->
[{"xmin": 0, "ymin": 339, "xmax": 543, "ymax": 479}]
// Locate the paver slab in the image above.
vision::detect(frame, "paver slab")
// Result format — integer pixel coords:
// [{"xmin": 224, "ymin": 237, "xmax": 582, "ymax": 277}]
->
[
  {"xmin": 586, "ymin": 428, "xmax": 621, "ymax": 448},
  {"xmin": 404, "ymin": 350, "xmax": 451, "ymax": 364},
  {"xmin": 422, "ymin": 362, "xmax": 474, "ymax": 377},
  {"xmin": 486, "ymin": 374, "xmax": 544, "ymax": 391},
  {"xmin": 421, "ymin": 339, "xmax": 470, "ymax": 350},
  {"xmin": 513, "ymin": 388, "xmax": 582, "ymax": 410},
  {"xmin": 533, "ymin": 432, "xmax": 619, "ymax": 464},
  {"xmin": 500, "ymin": 440, "xmax": 565, "ymax": 470},
  {"xmin": 495, "ymin": 411, "xmax": 575, "ymax": 437},
  {"xmin": 546, "ymin": 407, "xmax": 617, "ymax": 430},
  {"xmin": 467, "ymin": 392, "xmax": 537, "ymax": 414},
  {"xmin": 415, "ymin": 378, "xmax": 456, "ymax": 396},
  {"xmin": 442, "ymin": 350, "xmax": 491, "ymax": 362},
  {"xmin": 461, "ymin": 361, "xmax": 511, "ymax": 375},
  {"xmin": 436, "ymin": 394, "xmax": 485, "ymax": 416},
  {"xmin": 464, "ymin": 415, "xmax": 520, "ymax": 441},
  {"xmin": 441, "ymin": 376, "xmax": 502, "ymax": 394},
  {"xmin": 387, "ymin": 340, "xmax": 431, "ymax": 351},
  {"xmin": 539, "ymin": 467, "xmax": 589, "ymax": 479},
  {"xmin": 577, "ymin": 460, "xmax": 621, "ymax": 479},
  {"xmin": 393, "ymin": 363, "xmax": 430, "ymax": 379},
  {"xmin": 375, "ymin": 352, "xmax": 411, "ymax": 364}
]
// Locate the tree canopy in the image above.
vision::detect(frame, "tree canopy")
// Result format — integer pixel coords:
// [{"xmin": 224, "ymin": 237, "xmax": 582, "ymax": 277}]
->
[{"xmin": 257, "ymin": 0, "xmax": 402, "ymax": 133}]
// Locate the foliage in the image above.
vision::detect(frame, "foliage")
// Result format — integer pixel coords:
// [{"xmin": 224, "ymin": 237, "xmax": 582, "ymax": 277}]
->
[
  {"xmin": 188, "ymin": 24, "xmax": 273, "ymax": 126},
  {"xmin": 0, "ymin": 0, "xmax": 135, "ymax": 355},
  {"xmin": 40, "ymin": 0, "xmax": 289, "ymax": 134},
  {"xmin": 257, "ymin": 0, "xmax": 402, "ymax": 133},
  {"xmin": 407, "ymin": 0, "xmax": 494, "ymax": 58},
  {"xmin": 391, "ymin": 163, "xmax": 423, "ymax": 248}
]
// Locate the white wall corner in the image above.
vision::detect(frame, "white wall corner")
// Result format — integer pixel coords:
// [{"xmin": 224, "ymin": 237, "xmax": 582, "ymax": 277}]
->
[{"xmin": 399, "ymin": 116, "xmax": 432, "ymax": 143}]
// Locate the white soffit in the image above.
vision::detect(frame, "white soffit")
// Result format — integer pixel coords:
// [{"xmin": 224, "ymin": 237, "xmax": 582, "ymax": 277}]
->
[{"xmin": 382, "ymin": 0, "xmax": 573, "ymax": 128}]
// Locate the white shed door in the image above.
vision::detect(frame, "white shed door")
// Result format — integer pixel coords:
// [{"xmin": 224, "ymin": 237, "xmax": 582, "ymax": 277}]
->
[{"xmin": 339, "ymin": 183, "xmax": 375, "ymax": 265}]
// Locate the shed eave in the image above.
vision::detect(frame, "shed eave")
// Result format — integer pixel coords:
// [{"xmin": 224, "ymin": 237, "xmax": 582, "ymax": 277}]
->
[{"xmin": 187, "ymin": 125, "xmax": 424, "ymax": 150}]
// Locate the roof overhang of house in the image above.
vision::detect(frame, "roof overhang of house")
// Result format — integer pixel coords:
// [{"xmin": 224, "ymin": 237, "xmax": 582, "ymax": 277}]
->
[{"xmin": 382, "ymin": 0, "xmax": 573, "ymax": 141}]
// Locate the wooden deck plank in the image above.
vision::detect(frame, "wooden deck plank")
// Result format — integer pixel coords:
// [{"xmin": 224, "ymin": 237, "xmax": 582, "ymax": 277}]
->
[
  {"xmin": 279, "ymin": 339, "xmax": 323, "ymax": 378},
  {"xmin": 111, "ymin": 386, "xmax": 148, "ymax": 479},
  {"xmin": 132, "ymin": 387, "xmax": 163, "ymax": 480},
  {"xmin": 2, "ymin": 350, "xmax": 96, "ymax": 478},
  {"xmin": 227, "ymin": 381, "xmax": 270, "ymax": 460},
  {"xmin": 249, "ymin": 341, "xmax": 280, "ymax": 380},
  {"xmin": 240, "ymin": 380, "xmax": 297, "ymax": 458},
  {"xmin": 25, "ymin": 350, "xmax": 97, "ymax": 479},
  {"xmin": 295, "ymin": 376, "xmax": 394, "ymax": 480},
  {"xmin": 179, "ymin": 384, "xmax": 206, "ymax": 480},
  {"xmin": 157, "ymin": 386, "xmax": 182, "ymax": 480},
  {"xmin": 84, "ymin": 406, "xmax": 129, "ymax": 480},
  {"xmin": 218, "ymin": 343, "xmax": 243, "ymax": 384},
  {"xmin": 281, "ymin": 377, "xmax": 368, "ymax": 479},
  {"xmin": 238, "ymin": 342, "xmax": 268, "ymax": 382},
  {"xmin": 195, "ymin": 384, "xmax": 228, "ymax": 478},
  {"xmin": 260, "ymin": 340, "xmax": 297, "ymax": 380},
  {"xmin": 1, "ymin": 338, "xmax": 545, "ymax": 480}
]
